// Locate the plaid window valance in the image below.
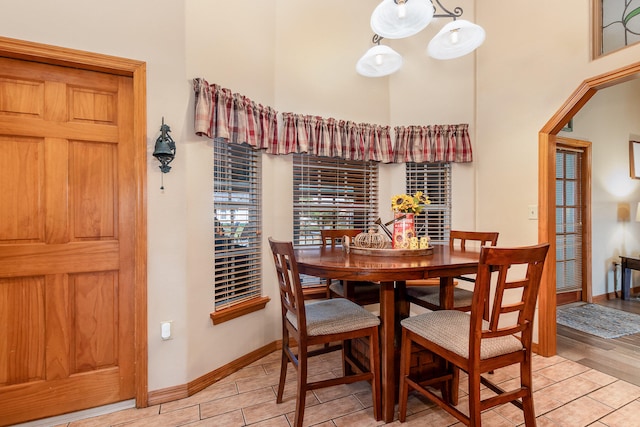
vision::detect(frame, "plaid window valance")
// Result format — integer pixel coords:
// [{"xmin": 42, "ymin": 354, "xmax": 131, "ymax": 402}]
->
[{"xmin": 193, "ymin": 78, "xmax": 472, "ymax": 164}]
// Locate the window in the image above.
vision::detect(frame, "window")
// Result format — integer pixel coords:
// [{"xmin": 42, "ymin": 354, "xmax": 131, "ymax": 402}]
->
[
  {"xmin": 212, "ymin": 139, "xmax": 265, "ymax": 322},
  {"xmin": 594, "ymin": 0, "xmax": 640, "ymax": 57},
  {"xmin": 293, "ymin": 154, "xmax": 378, "ymax": 290},
  {"xmin": 293, "ymin": 154, "xmax": 379, "ymax": 246},
  {"xmin": 406, "ymin": 162, "xmax": 451, "ymax": 244}
]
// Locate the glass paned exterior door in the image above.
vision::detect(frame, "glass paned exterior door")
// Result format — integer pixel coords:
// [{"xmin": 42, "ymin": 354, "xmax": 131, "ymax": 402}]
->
[{"xmin": 556, "ymin": 148, "xmax": 584, "ymax": 293}]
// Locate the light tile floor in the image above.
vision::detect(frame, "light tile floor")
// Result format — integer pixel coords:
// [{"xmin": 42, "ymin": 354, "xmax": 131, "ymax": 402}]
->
[{"xmin": 45, "ymin": 348, "xmax": 640, "ymax": 427}]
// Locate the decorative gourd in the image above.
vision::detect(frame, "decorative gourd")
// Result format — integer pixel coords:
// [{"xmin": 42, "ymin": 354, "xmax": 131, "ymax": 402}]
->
[{"xmin": 353, "ymin": 229, "xmax": 388, "ymax": 249}]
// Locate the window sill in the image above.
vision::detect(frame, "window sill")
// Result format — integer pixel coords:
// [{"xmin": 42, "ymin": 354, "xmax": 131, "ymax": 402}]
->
[{"xmin": 210, "ymin": 296, "xmax": 270, "ymax": 325}]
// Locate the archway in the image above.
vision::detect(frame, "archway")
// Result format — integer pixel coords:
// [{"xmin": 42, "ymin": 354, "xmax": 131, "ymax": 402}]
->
[{"xmin": 537, "ymin": 62, "xmax": 640, "ymax": 356}]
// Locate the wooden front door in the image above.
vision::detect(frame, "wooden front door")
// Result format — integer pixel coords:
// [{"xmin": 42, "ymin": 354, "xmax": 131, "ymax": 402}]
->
[{"xmin": 0, "ymin": 54, "xmax": 141, "ymax": 425}]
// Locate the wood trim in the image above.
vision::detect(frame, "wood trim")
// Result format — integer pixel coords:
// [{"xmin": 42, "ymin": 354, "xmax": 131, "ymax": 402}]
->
[
  {"xmin": 0, "ymin": 36, "xmax": 144, "ymax": 75},
  {"xmin": 0, "ymin": 36, "xmax": 149, "ymax": 407},
  {"xmin": 583, "ymin": 143, "xmax": 593, "ymax": 303},
  {"xmin": 147, "ymin": 384, "xmax": 188, "ymax": 407},
  {"xmin": 590, "ymin": 286, "xmax": 640, "ymax": 302},
  {"xmin": 557, "ymin": 291, "xmax": 582, "ymax": 306},
  {"xmin": 210, "ymin": 296, "xmax": 271, "ymax": 325},
  {"xmin": 591, "ymin": 0, "xmax": 603, "ymax": 59},
  {"xmin": 132, "ymin": 64, "xmax": 149, "ymax": 408},
  {"xmin": 538, "ymin": 60, "xmax": 640, "ymax": 356},
  {"xmin": 592, "ymin": 292, "xmax": 615, "ymax": 303},
  {"xmin": 538, "ymin": 132, "xmax": 556, "ymax": 355},
  {"xmin": 147, "ymin": 341, "xmax": 280, "ymax": 406}
]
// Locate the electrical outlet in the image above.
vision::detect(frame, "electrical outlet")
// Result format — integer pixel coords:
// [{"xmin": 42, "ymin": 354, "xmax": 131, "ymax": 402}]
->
[
  {"xmin": 528, "ymin": 205, "xmax": 538, "ymax": 220},
  {"xmin": 161, "ymin": 321, "xmax": 173, "ymax": 340}
]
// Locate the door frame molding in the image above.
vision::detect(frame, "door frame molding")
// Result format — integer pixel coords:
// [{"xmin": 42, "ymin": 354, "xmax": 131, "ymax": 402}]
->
[
  {"xmin": 0, "ymin": 36, "xmax": 149, "ymax": 407},
  {"xmin": 538, "ymin": 61, "xmax": 640, "ymax": 356}
]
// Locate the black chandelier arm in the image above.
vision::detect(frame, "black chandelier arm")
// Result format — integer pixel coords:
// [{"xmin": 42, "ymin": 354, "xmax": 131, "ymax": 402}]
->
[
  {"xmin": 391, "ymin": 0, "xmax": 464, "ymax": 20},
  {"xmin": 432, "ymin": 0, "xmax": 463, "ymax": 19},
  {"xmin": 372, "ymin": 34, "xmax": 384, "ymax": 44}
]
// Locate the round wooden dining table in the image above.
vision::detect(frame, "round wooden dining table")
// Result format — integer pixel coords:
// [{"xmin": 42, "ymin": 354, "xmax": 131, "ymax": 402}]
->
[{"xmin": 294, "ymin": 244, "xmax": 482, "ymax": 423}]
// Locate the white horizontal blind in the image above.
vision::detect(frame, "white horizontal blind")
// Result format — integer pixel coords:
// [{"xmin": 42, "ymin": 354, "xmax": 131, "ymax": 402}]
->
[
  {"xmin": 555, "ymin": 147, "xmax": 583, "ymax": 292},
  {"xmin": 214, "ymin": 139, "xmax": 262, "ymax": 310},
  {"xmin": 406, "ymin": 162, "xmax": 451, "ymax": 244},
  {"xmin": 293, "ymin": 154, "xmax": 379, "ymax": 247}
]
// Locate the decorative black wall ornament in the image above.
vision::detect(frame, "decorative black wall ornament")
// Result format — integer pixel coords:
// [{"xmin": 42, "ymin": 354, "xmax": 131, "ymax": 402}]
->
[{"xmin": 153, "ymin": 117, "xmax": 176, "ymax": 189}]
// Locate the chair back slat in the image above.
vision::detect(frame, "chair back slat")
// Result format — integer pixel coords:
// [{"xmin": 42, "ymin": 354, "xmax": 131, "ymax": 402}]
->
[
  {"xmin": 320, "ymin": 229, "xmax": 362, "ymax": 247},
  {"xmin": 500, "ymin": 302, "xmax": 526, "ymax": 313},
  {"xmin": 505, "ymin": 279, "xmax": 528, "ymax": 290},
  {"xmin": 449, "ymin": 230, "xmax": 499, "ymax": 251},
  {"xmin": 269, "ymin": 238, "xmax": 307, "ymax": 332},
  {"xmin": 481, "ymin": 323, "xmax": 527, "ymax": 339},
  {"xmin": 471, "ymin": 243, "xmax": 549, "ymax": 356}
]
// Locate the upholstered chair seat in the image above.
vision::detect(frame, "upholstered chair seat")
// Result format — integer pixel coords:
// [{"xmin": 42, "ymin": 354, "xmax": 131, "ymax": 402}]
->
[
  {"xmin": 286, "ymin": 298, "xmax": 380, "ymax": 336},
  {"xmin": 401, "ymin": 310, "xmax": 523, "ymax": 360}
]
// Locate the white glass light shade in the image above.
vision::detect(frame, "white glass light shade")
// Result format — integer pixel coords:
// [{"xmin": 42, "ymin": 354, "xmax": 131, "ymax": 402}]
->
[
  {"xmin": 356, "ymin": 45, "xmax": 403, "ymax": 77},
  {"xmin": 370, "ymin": 0, "xmax": 434, "ymax": 39},
  {"xmin": 427, "ymin": 19, "xmax": 486, "ymax": 60}
]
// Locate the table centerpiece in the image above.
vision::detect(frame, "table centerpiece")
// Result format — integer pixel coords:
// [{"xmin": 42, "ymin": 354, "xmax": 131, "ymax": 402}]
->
[{"xmin": 391, "ymin": 191, "xmax": 430, "ymax": 249}]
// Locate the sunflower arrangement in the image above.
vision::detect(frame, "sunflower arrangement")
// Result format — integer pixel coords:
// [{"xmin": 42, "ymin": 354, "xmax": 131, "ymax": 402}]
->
[{"xmin": 391, "ymin": 191, "xmax": 430, "ymax": 215}]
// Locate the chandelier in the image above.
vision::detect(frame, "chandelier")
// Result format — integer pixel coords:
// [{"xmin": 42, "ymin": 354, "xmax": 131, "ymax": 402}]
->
[{"xmin": 356, "ymin": 0, "xmax": 485, "ymax": 77}]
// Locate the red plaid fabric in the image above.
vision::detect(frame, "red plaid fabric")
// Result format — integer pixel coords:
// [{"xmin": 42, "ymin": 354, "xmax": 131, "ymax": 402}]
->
[
  {"xmin": 193, "ymin": 78, "xmax": 213, "ymax": 137},
  {"xmin": 280, "ymin": 113, "xmax": 394, "ymax": 163},
  {"xmin": 192, "ymin": 79, "xmax": 278, "ymax": 151},
  {"xmin": 393, "ymin": 124, "xmax": 472, "ymax": 163},
  {"xmin": 193, "ymin": 79, "xmax": 471, "ymax": 164}
]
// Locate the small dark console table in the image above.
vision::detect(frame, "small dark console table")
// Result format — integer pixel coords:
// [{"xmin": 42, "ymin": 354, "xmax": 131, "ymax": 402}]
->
[{"xmin": 620, "ymin": 256, "xmax": 640, "ymax": 300}]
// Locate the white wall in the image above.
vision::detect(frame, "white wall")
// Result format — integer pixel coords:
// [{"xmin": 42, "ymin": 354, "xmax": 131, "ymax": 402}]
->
[
  {"xmin": 0, "ymin": 0, "xmax": 191, "ymax": 391},
  {"xmin": 568, "ymin": 79, "xmax": 640, "ymax": 297},
  {"xmin": 477, "ymin": 0, "xmax": 640, "ymax": 248},
  {"xmin": 3, "ymin": 0, "xmax": 640, "ymax": 396}
]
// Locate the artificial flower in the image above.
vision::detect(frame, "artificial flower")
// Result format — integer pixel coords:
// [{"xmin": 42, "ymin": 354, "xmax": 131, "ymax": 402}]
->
[{"xmin": 391, "ymin": 191, "xmax": 430, "ymax": 214}]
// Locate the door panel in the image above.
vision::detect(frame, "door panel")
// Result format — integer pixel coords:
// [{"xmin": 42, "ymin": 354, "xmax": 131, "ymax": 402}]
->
[
  {"xmin": 0, "ymin": 135, "xmax": 43, "ymax": 243},
  {"xmin": 0, "ymin": 57, "xmax": 136, "ymax": 425}
]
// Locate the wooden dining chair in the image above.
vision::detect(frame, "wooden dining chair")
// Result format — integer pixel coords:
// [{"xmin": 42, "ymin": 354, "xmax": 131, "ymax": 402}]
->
[
  {"xmin": 268, "ymin": 238, "xmax": 382, "ymax": 427},
  {"xmin": 321, "ymin": 229, "xmax": 380, "ymax": 305},
  {"xmin": 406, "ymin": 230, "xmax": 499, "ymax": 313},
  {"xmin": 398, "ymin": 243, "xmax": 549, "ymax": 426}
]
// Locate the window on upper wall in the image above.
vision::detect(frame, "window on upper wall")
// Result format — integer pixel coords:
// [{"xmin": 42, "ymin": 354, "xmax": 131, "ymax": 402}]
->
[
  {"xmin": 594, "ymin": 0, "xmax": 640, "ymax": 57},
  {"xmin": 293, "ymin": 154, "xmax": 379, "ymax": 247},
  {"xmin": 212, "ymin": 139, "xmax": 265, "ymax": 322},
  {"xmin": 406, "ymin": 162, "xmax": 451, "ymax": 244}
]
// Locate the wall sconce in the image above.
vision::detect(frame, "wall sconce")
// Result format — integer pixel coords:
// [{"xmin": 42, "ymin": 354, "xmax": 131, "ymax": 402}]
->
[{"xmin": 153, "ymin": 117, "xmax": 176, "ymax": 189}]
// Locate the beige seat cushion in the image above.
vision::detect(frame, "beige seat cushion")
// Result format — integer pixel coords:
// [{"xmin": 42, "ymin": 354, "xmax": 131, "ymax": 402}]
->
[
  {"xmin": 406, "ymin": 286, "xmax": 474, "ymax": 308},
  {"xmin": 401, "ymin": 310, "xmax": 523, "ymax": 359},
  {"xmin": 287, "ymin": 298, "xmax": 380, "ymax": 336}
]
